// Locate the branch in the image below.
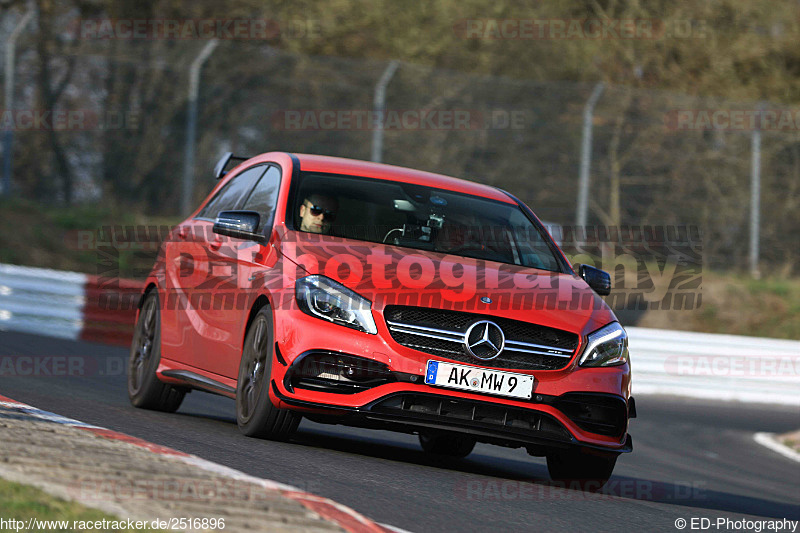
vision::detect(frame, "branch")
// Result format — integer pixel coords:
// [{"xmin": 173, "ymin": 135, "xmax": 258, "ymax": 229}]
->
[
  {"xmin": 589, "ymin": 198, "xmax": 615, "ymax": 227},
  {"xmin": 51, "ymin": 55, "xmax": 76, "ymax": 101}
]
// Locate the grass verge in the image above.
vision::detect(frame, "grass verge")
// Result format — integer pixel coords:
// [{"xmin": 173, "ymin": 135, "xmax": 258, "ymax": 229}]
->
[
  {"xmin": 0, "ymin": 477, "xmax": 162, "ymax": 532},
  {"xmin": 779, "ymin": 430, "xmax": 800, "ymax": 454},
  {"xmin": 637, "ymin": 271, "xmax": 800, "ymax": 340}
]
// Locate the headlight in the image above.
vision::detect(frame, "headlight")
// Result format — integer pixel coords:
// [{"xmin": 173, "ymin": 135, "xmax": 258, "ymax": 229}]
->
[
  {"xmin": 295, "ymin": 275, "xmax": 377, "ymax": 334},
  {"xmin": 579, "ymin": 322, "xmax": 629, "ymax": 367}
]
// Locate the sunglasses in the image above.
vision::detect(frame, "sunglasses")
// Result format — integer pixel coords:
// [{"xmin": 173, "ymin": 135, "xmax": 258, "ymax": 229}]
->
[{"xmin": 305, "ymin": 202, "xmax": 336, "ymax": 221}]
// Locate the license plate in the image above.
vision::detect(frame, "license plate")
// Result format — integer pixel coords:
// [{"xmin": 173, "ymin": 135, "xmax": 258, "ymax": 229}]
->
[{"xmin": 424, "ymin": 360, "xmax": 533, "ymax": 400}]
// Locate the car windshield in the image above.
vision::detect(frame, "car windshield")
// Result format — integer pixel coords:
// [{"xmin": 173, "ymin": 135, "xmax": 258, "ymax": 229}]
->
[{"xmin": 291, "ymin": 172, "xmax": 563, "ymax": 272}]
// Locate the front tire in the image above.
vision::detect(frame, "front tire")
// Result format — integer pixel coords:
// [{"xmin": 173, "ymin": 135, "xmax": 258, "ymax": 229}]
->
[
  {"xmin": 128, "ymin": 291, "xmax": 185, "ymax": 412},
  {"xmin": 546, "ymin": 451, "xmax": 618, "ymax": 491},
  {"xmin": 236, "ymin": 306, "xmax": 300, "ymax": 440}
]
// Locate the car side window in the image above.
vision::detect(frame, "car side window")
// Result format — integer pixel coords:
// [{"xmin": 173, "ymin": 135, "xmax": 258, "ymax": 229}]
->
[
  {"xmin": 241, "ymin": 166, "xmax": 281, "ymax": 233},
  {"xmin": 198, "ymin": 165, "xmax": 266, "ymax": 220}
]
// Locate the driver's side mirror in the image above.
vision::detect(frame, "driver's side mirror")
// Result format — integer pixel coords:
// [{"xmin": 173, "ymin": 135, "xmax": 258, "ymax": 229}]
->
[
  {"xmin": 576, "ymin": 264, "xmax": 612, "ymax": 296},
  {"xmin": 213, "ymin": 210, "xmax": 265, "ymax": 243}
]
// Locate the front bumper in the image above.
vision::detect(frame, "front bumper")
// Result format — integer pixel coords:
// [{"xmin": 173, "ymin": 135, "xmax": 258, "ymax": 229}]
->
[
  {"xmin": 272, "ymin": 306, "xmax": 633, "ymax": 454},
  {"xmin": 272, "ymin": 381, "xmax": 632, "ymax": 454}
]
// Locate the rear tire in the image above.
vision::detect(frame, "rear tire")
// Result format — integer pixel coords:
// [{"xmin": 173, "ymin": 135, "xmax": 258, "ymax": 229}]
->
[
  {"xmin": 419, "ymin": 430, "xmax": 476, "ymax": 458},
  {"xmin": 236, "ymin": 306, "xmax": 300, "ymax": 440},
  {"xmin": 128, "ymin": 291, "xmax": 185, "ymax": 412},
  {"xmin": 546, "ymin": 451, "xmax": 617, "ymax": 491}
]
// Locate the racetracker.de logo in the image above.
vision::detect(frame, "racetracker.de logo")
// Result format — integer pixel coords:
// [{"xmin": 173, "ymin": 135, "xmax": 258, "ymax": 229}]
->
[
  {"xmin": 664, "ymin": 356, "xmax": 800, "ymax": 377},
  {"xmin": 69, "ymin": 477, "xmax": 321, "ymax": 502},
  {"xmin": 76, "ymin": 18, "xmax": 321, "ymax": 40},
  {"xmin": 0, "ymin": 109, "xmax": 139, "ymax": 131},
  {"xmin": 453, "ymin": 478, "xmax": 706, "ymax": 501},
  {"xmin": 452, "ymin": 19, "xmax": 707, "ymax": 40},
  {"xmin": 271, "ymin": 109, "xmax": 526, "ymax": 131},
  {"xmin": 664, "ymin": 109, "xmax": 800, "ymax": 131},
  {"xmin": 0, "ymin": 356, "xmax": 125, "ymax": 377}
]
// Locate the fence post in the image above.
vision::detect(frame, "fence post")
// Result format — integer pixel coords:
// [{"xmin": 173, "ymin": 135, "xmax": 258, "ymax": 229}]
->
[
  {"xmin": 371, "ymin": 60, "xmax": 399, "ymax": 163},
  {"xmin": 749, "ymin": 105, "xmax": 763, "ymax": 278},
  {"xmin": 2, "ymin": 9, "xmax": 35, "ymax": 196},
  {"xmin": 181, "ymin": 39, "xmax": 218, "ymax": 215},
  {"xmin": 576, "ymin": 82, "xmax": 605, "ymax": 229}
]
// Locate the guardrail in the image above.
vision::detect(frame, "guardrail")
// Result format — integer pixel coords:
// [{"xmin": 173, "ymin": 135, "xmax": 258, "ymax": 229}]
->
[
  {"xmin": 0, "ymin": 264, "xmax": 142, "ymax": 346},
  {"xmin": 1, "ymin": 263, "xmax": 798, "ymax": 405},
  {"xmin": 628, "ymin": 327, "xmax": 800, "ymax": 406}
]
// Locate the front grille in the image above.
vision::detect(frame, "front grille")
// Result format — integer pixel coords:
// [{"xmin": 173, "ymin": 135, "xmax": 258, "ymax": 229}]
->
[
  {"xmin": 370, "ymin": 393, "xmax": 571, "ymax": 441},
  {"xmin": 384, "ymin": 305, "xmax": 578, "ymax": 370}
]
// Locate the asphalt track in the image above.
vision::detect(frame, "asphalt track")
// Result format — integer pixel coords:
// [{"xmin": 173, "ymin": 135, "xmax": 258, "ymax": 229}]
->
[{"xmin": 1, "ymin": 330, "xmax": 798, "ymax": 533}]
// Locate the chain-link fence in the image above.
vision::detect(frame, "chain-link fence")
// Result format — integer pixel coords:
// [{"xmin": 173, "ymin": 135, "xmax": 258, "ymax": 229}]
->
[{"xmin": 2, "ymin": 21, "xmax": 798, "ymax": 275}]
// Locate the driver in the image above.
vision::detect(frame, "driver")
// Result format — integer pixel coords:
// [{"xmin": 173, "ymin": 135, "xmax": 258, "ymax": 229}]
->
[
  {"xmin": 299, "ymin": 194, "xmax": 338, "ymax": 234},
  {"xmin": 434, "ymin": 212, "xmax": 475, "ymax": 252}
]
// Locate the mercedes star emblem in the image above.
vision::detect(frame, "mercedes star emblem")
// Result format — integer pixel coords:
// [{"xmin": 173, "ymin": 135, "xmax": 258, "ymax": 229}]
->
[{"xmin": 464, "ymin": 320, "xmax": 505, "ymax": 360}]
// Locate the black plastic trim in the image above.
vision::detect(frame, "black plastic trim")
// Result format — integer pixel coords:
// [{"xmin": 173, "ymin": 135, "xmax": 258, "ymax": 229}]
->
[
  {"xmin": 214, "ymin": 152, "xmax": 251, "ymax": 179},
  {"xmin": 283, "ymin": 350, "xmax": 395, "ymax": 395},
  {"xmin": 552, "ymin": 392, "xmax": 629, "ymax": 437},
  {"xmin": 275, "ymin": 342, "xmax": 287, "ymax": 366},
  {"xmin": 161, "ymin": 370, "xmax": 235, "ymax": 396}
]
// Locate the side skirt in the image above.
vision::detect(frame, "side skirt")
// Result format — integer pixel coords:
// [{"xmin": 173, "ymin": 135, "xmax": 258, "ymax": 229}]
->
[{"xmin": 162, "ymin": 369, "xmax": 236, "ymax": 398}]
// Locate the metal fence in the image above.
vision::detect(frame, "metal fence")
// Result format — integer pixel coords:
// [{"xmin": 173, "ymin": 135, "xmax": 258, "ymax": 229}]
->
[{"xmin": 2, "ymin": 13, "xmax": 799, "ymax": 275}]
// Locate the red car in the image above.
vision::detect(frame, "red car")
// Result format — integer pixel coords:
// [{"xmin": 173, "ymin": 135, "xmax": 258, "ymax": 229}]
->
[{"xmin": 128, "ymin": 152, "xmax": 634, "ymax": 488}]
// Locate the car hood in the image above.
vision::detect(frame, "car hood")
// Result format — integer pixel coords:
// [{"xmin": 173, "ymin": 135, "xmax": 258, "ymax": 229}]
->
[{"xmin": 278, "ymin": 232, "xmax": 616, "ymax": 336}]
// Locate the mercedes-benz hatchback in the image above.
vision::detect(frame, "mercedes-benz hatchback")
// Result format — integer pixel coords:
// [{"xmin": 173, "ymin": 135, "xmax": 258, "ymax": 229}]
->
[{"xmin": 129, "ymin": 152, "xmax": 634, "ymax": 488}]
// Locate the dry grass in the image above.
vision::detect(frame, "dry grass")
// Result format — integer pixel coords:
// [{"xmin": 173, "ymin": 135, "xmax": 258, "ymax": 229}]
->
[
  {"xmin": 638, "ymin": 271, "xmax": 800, "ymax": 340},
  {"xmin": 778, "ymin": 430, "xmax": 800, "ymax": 453}
]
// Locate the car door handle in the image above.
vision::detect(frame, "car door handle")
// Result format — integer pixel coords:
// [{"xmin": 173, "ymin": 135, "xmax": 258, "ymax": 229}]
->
[
  {"xmin": 177, "ymin": 227, "xmax": 188, "ymax": 240},
  {"xmin": 208, "ymin": 238, "xmax": 222, "ymax": 251}
]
